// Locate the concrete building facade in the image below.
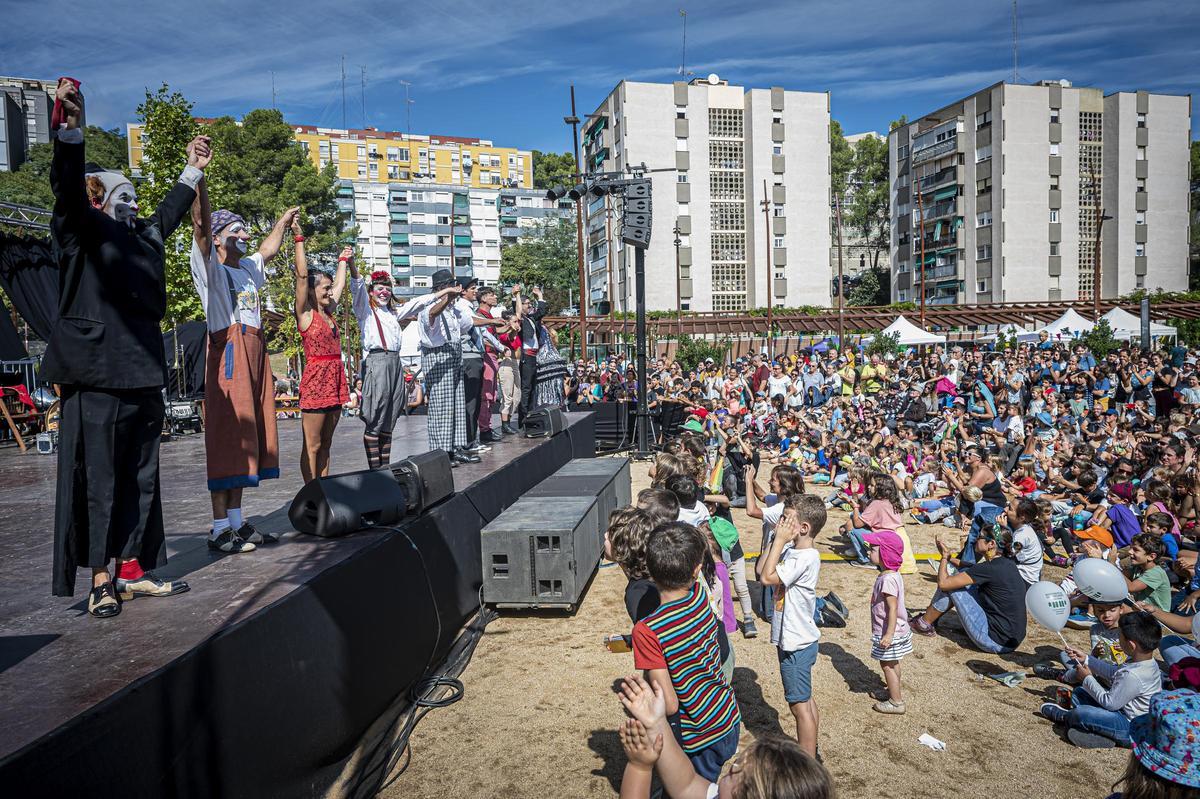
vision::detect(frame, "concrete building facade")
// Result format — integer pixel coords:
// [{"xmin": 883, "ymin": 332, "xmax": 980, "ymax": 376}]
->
[
  {"xmin": 889, "ymin": 80, "xmax": 1191, "ymax": 306},
  {"xmin": 0, "ymin": 76, "xmax": 55, "ymax": 172},
  {"xmin": 336, "ymin": 180, "xmax": 571, "ymax": 298},
  {"xmin": 583, "ymin": 77, "xmax": 832, "ymax": 314}
]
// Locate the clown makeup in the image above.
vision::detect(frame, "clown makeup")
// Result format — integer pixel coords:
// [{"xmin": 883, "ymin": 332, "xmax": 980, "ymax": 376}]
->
[
  {"xmin": 105, "ymin": 185, "xmax": 139, "ymax": 227},
  {"xmin": 371, "ymin": 283, "xmax": 393, "ymax": 303},
  {"xmin": 221, "ymin": 222, "xmax": 250, "ymax": 254}
]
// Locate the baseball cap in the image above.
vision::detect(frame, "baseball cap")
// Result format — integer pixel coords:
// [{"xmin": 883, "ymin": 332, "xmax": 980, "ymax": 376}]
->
[{"xmin": 862, "ymin": 531, "xmax": 904, "ymax": 572}]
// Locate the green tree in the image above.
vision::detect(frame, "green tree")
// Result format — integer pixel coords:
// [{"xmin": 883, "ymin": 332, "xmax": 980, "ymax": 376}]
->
[
  {"xmin": 865, "ymin": 331, "xmax": 901, "ymax": 358},
  {"xmin": 846, "ymin": 134, "xmax": 890, "ymax": 270},
  {"xmin": 136, "ymin": 85, "xmax": 204, "ymax": 325},
  {"xmin": 848, "ymin": 267, "xmax": 889, "ymax": 306},
  {"xmin": 532, "ymin": 150, "xmax": 577, "ymax": 190},
  {"xmin": 674, "ymin": 335, "xmax": 728, "ymax": 372},
  {"xmin": 829, "ymin": 120, "xmax": 853, "ymax": 198},
  {"xmin": 499, "ymin": 217, "xmax": 579, "ymax": 312},
  {"xmin": 1079, "ymin": 318, "xmax": 1121, "ymax": 359},
  {"xmin": 0, "ymin": 126, "xmax": 127, "ymax": 216}
]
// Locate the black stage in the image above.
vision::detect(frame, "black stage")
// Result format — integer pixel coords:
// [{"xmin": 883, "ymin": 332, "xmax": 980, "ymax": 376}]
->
[{"xmin": 0, "ymin": 411, "xmax": 595, "ymax": 797}]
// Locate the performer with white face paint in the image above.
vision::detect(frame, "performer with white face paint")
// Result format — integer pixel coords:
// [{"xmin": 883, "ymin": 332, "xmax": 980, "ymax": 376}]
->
[
  {"xmin": 190, "ymin": 180, "xmax": 294, "ymax": 553},
  {"xmin": 47, "ymin": 78, "xmax": 200, "ymax": 617}
]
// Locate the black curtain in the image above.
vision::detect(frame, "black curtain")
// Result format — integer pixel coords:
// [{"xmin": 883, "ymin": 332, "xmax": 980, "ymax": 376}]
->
[
  {"xmin": 0, "ymin": 293, "xmax": 27, "ymax": 359},
  {"xmin": 0, "ymin": 232, "xmax": 60, "ymax": 342},
  {"xmin": 162, "ymin": 321, "xmax": 208, "ymax": 399}
]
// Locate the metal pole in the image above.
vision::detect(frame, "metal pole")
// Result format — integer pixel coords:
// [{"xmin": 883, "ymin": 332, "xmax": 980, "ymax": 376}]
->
[
  {"xmin": 1093, "ymin": 204, "xmax": 1102, "ymax": 319},
  {"xmin": 634, "ymin": 246, "xmax": 650, "ymax": 456},
  {"xmin": 606, "ymin": 195, "xmax": 616, "ymax": 355},
  {"xmin": 916, "ymin": 188, "xmax": 927, "ymax": 326},
  {"xmin": 761, "ymin": 180, "xmax": 773, "ymax": 360},
  {"xmin": 835, "ymin": 194, "xmax": 845, "ymax": 346},
  {"xmin": 674, "ymin": 225, "xmax": 682, "ymax": 347},
  {"xmin": 569, "ymin": 85, "xmax": 588, "ymax": 362}
]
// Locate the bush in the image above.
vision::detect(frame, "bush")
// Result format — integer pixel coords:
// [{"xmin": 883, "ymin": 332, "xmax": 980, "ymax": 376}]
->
[
  {"xmin": 1079, "ymin": 318, "xmax": 1121, "ymax": 359},
  {"xmin": 864, "ymin": 331, "xmax": 901, "ymax": 359},
  {"xmin": 674, "ymin": 335, "xmax": 729, "ymax": 371}
]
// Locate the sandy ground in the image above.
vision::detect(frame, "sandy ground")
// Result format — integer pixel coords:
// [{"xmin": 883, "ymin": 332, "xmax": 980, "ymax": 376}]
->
[{"xmin": 382, "ymin": 460, "xmax": 1128, "ymax": 799}]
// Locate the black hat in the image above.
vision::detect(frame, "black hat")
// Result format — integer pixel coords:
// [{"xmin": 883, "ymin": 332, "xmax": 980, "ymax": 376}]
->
[
  {"xmin": 431, "ymin": 269, "xmax": 454, "ymax": 289},
  {"xmin": 455, "ymin": 275, "xmax": 478, "ymax": 290}
]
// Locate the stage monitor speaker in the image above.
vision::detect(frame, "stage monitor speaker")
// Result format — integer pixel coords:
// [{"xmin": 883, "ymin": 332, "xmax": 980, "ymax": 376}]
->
[
  {"xmin": 390, "ymin": 449, "xmax": 455, "ymax": 514},
  {"xmin": 523, "ymin": 407, "xmax": 566, "ymax": 438},
  {"xmin": 289, "ymin": 469, "xmax": 409, "ymax": 537}
]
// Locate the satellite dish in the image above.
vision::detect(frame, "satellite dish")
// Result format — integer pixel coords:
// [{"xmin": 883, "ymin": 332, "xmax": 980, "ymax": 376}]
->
[{"xmin": 707, "ymin": 74, "xmax": 720, "ymax": 86}]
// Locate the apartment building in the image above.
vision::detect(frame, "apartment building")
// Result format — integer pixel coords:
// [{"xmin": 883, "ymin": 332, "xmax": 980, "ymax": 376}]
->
[
  {"xmin": 834, "ymin": 131, "xmax": 885, "ymax": 283},
  {"xmin": 0, "ymin": 76, "xmax": 55, "ymax": 172},
  {"xmin": 127, "ymin": 122, "xmax": 534, "ymax": 190},
  {"xmin": 337, "ymin": 180, "xmax": 572, "ymax": 298},
  {"xmin": 889, "ymin": 80, "xmax": 1190, "ymax": 306},
  {"xmin": 583, "ymin": 76, "xmax": 831, "ymax": 314}
]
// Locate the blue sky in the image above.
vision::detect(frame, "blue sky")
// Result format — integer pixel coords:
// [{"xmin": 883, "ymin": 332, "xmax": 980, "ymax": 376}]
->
[{"xmin": 3, "ymin": 0, "xmax": 1196, "ymax": 153}]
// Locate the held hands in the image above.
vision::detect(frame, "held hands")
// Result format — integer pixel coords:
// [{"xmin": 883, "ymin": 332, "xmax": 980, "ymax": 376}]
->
[
  {"xmin": 619, "ymin": 674, "xmax": 667, "ymax": 730},
  {"xmin": 339, "ymin": 246, "xmax": 354, "ymax": 263},
  {"xmin": 186, "ymin": 135, "xmax": 212, "ymax": 170},
  {"xmin": 280, "ymin": 207, "xmax": 301, "ymax": 230},
  {"xmin": 55, "ymin": 79, "xmax": 82, "ymax": 128},
  {"xmin": 290, "ymin": 210, "xmax": 304, "ymax": 237},
  {"xmin": 532, "ymin": 285, "xmax": 544, "ymax": 300},
  {"xmin": 618, "ymin": 718, "xmax": 662, "ymax": 769}
]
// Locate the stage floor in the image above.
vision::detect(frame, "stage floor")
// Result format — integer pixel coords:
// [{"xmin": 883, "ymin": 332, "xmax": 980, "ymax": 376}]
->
[{"xmin": 0, "ymin": 413, "xmax": 580, "ymax": 763}]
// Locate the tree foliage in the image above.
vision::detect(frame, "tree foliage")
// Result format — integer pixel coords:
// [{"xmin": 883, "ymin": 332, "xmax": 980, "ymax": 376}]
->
[
  {"xmin": 848, "ymin": 267, "xmax": 890, "ymax": 306},
  {"xmin": 0, "ymin": 126, "xmax": 127, "ymax": 216},
  {"xmin": 499, "ymin": 217, "xmax": 579, "ymax": 312},
  {"xmin": 532, "ymin": 150, "xmax": 577, "ymax": 190},
  {"xmin": 829, "ymin": 120, "xmax": 853, "ymax": 199},
  {"xmin": 674, "ymin": 335, "xmax": 729, "ymax": 372},
  {"xmin": 1079, "ymin": 318, "xmax": 1121, "ymax": 359},
  {"xmin": 864, "ymin": 331, "xmax": 901, "ymax": 358},
  {"xmin": 845, "ymin": 134, "xmax": 889, "ymax": 270}
]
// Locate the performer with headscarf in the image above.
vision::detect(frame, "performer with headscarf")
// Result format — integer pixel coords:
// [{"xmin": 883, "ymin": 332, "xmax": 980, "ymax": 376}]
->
[
  {"xmin": 516, "ymin": 285, "xmax": 547, "ymax": 426},
  {"xmin": 48, "ymin": 79, "xmax": 198, "ymax": 616},
  {"xmin": 347, "ymin": 262, "xmax": 459, "ymax": 469},
  {"xmin": 190, "ymin": 182, "xmax": 292, "ymax": 553}
]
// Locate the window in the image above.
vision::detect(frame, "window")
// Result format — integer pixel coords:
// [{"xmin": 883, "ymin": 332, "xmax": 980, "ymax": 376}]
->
[
  {"xmin": 677, "ymin": 203, "xmax": 689, "ymax": 216},
  {"xmin": 676, "ymin": 138, "xmax": 687, "ymax": 151},
  {"xmin": 976, "ymin": 177, "xmax": 992, "ymax": 195},
  {"xmin": 1050, "ymin": 109, "xmax": 1060, "ymax": 124},
  {"xmin": 976, "ymin": 211, "xmax": 992, "ymax": 227},
  {"xmin": 410, "ymin": 213, "xmax": 426, "ymax": 224},
  {"xmin": 676, "ymin": 110, "xmax": 686, "ymax": 120},
  {"xmin": 975, "ymin": 144, "xmax": 992, "ymax": 162},
  {"xmin": 436, "ymin": 215, "xmax": 450, "ymax": 225},
  {"xmin": 1137, "ymin": 146, "xmax": 1148, "ymax": 161},
  {"xmin": 1049, "ymin": 143, "xmax": 1059, "ymax": 156},
  {"xmin": 357, "ymin": 145, "xmax": 366, "ymax": 159},
  {"xmin": 977, "ymin": 244, "xmax": 992, "ymax": 260},
  {"xmin": 772, "ymin": 145, "xmax": 782, "ymax": 155},
  {"xmin": 1049, "ymin": 209, "xmax": 1059, "ymax": 223},
  {"xmin": 773, "ymin": 236, "xmax": 784, "ymax": 248},
  {"xmin": 1136, "ymin": 113, "xmax": 1147, "ymax": 128},
  {"xmin": 1135, "ymin": 243, "xmax": 1146, "ymax": 257},
  {"xmin": 976, "ymin": 110, "xmax": 992, "ymax": 129},
  {"xmin": 678, "ymin": 234, "xmax": 690, "ymax": 247},
  {"xmin": 1050, "ymin": 243, "xmax": 1059, "ymax": 256},
  {"xmin": 772, "ymin": 115, "xmax": 782, "ymax": 125},
  {"xmin": 412, "ymin": 276, "xmax": 431, "ymax": 288},
  {"xmin": 357, "ymin": 165, "xmax": 366, "ymax": 177},
  {"xmin": 677, "ymin": 173, "xmax": 688, "ymax": 183},
  {"xmin": 897, "ymin": 173, "xmax": 909, "ymax": 188},
  {"xmin": 1136, "ymin": 211, "xmax": 1146, "ymax": 225},
  {"xmin": 1136, "ymin": 177, "xmax": 1147, "ymax": 192},
  {"xmin": 977, "ymin": 281, "xmax": 988, "ymax": 293},
  {"xmin": 1050, "ymin": 175, "xmax": 1060, "ymax": 190},
  {"xmin": 410, "ymin": 191, "xmax": 425, "ymax": 202},
  {"xmin": 772, "ymin": 207, "xmax": 784, "ymax": 217},
  {"xmin": 897, "ymin": 290, "xmax": 909, "ymax": 302},
  {"xmin": 436, "ymin": 256, "xmax": 451, "ymax": 267}
]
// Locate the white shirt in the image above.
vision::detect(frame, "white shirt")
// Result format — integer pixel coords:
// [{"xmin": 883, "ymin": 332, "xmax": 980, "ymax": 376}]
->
[
  {"xmin": 1012, "ymin": 523, "xmax": 1044, "ymax": 584},
  {"xmin": 418, "ymin": 295, "xmax": 472, "ymax": 349},
  {"xmin": 767, "ymin": 374, "xmax": 792, "ymax": 398},
  {"xmin": 351, "ymin": 278, "xmax": 437, "ymax": 352},
  {"xmin": 190, "ymin": 242, "xmax": 265, "ymax": 331},
  {"xmin": 1083, "ymin": 658, "xmax": 1162, "ymax": 719},
  {"xmin": 770, "ymin": 546, "xmax": 821, "ymax": 651},
  {"xmin": 677, "ymin": 502, "xmax": 711, "ymax": 528}
]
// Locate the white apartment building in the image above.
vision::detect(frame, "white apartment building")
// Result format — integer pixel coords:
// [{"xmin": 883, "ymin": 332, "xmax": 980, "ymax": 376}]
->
[
  {"xmin": 583, "ymin": 76, "xmax": 832, "ymax": 313},
  {"xmin": 889, "ymin": 80, "xmax": 1190, "ymax": 306}
]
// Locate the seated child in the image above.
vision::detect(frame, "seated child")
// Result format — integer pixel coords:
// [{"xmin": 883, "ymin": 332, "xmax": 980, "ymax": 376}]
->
[
  {"xmin": 1040, "ymin": 611, "xmax": 1163, "ymax": 748},
  {"xmin": 1083, "ymin": 533, "xmax": 1171, "ymax": 612},
  {"xmin": 1048, "ymin": 602, "xmax": 1125, "ymax": 685},
  {"xmin": 632, "ymin": 522, "xmax": 742, "ymax": 781}
]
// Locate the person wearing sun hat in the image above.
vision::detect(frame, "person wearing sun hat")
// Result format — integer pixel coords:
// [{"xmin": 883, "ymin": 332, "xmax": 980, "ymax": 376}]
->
[{"xmin": 1114, "ymin": 691, "xmax": 1200, "ymax": 794}]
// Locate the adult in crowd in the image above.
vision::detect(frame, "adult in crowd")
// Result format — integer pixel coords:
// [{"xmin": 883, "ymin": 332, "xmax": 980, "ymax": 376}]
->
[
  {"xmin": 190, "ymin": 180, "xmax": 290, "ymax": 552},
  {"xmin": 516, "ymin": 285, "xmax": 547, "ymax": 426},
  {"xmin": 48, "ymin": 79, "xmax": 200, "ymax": 616}
]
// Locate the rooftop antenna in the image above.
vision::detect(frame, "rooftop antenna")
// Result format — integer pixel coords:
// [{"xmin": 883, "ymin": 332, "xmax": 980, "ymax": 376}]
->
[
  {"xmin": 400, "ymin": 80, "xmax": 414, "ymax": 136},
  {"xmin": 678, "ymin": 9, "xmax": 689, "ymax": 77},
  {"xmin": 360, "ymin": 66, "xmax": 367, "ymax": 128},
  {"xmin": 1011, "ymin": 0, "xmax": 1020, "ymax": 83},
  {"xmin": 340, "ymin": 56, "xmax": 346, "ymax": 129}
]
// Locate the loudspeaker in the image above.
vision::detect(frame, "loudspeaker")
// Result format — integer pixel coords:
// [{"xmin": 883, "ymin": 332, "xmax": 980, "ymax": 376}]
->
[
  {"xmin": 288, "ymin": 469, "xmax": 409, "ymax": 537},
  {"xmin": 523, "ymin": 407, "xmax": 566, "ymax": 438},
  {"xmin": 390, "ymin": 449, "xmax": 455, "ymax": 514}
]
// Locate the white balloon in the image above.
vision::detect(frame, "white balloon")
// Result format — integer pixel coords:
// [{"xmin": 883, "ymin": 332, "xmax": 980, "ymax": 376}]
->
[
  {"xmin": 1072, "ymin": 557, "xmax": 1129, "ymax": 604},
  {"xmin": 1026, "ymin": 581, "xmax": 1072, "ymax": 633}
]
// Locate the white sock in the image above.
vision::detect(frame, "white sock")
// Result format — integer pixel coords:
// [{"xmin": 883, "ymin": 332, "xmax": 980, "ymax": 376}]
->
[
  {"xmin": 212, "ymin": 518, "xmax": 231, "ymax": 537},
  {"xmin": 228, "ymin": 508, "xmax": 244, "ymax": 530}
]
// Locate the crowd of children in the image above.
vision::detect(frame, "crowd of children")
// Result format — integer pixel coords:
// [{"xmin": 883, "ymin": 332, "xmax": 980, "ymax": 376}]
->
[{"xmin": 602, "ymin": 337, "xmax": 1200, "ymax": 798}]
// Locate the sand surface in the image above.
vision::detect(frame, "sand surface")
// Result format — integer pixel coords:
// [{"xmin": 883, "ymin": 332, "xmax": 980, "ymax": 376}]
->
[{"xmin": 382, "ymin": 460, "xmax": 1128, "ymax": 799}]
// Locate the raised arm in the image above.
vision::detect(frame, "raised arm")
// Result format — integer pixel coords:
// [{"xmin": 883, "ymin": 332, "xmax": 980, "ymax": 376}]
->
[
  {"xmin": 331, "ymin": 246, "xmax": 352, "ymax": 302},
  {"xmin": 191, "ymin": 169, "xmax": 213, "ymax": 254},
  {"xmin": 152, "ymin": 136, "xmax": 207, "ymax": 240},
  {"xmin": 292, "ymin": 216, "xmax": 310, "ymax": 328},
  {"xmin": 258, "ymin": 206, "xmax": 300, "ymax": 264},
  {"xmin": 49, "ymin": 79, "xmax": 92, "ymax": 254}
]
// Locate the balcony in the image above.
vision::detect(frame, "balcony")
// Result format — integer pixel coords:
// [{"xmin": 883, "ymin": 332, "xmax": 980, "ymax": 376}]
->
[
  {"xmin": 453, "ymin": 234, "xmax": 472, "ymax": 247},
  {"xmin": 500, "ymin": 226, "xmax": 522, "ymax": 238},
  {"xmin": 911, "ymin": 122, "xmax": 960, "ymax": 166},
  {"xmin": 918, "ymin": 165, "xmax": 959, "ymax": 191},
  {"xmin": 914, "ymin": 199, "xmax": 957, "ymax": 223},
  {"xmin": 390, "ymin": 234, "xmax": 409, "ymax": 245}
]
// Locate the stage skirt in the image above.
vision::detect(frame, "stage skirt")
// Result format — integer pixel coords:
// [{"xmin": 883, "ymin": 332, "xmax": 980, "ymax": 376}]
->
[
  {"xmin": 420, "ymin": 342, "xmax": 466, "ymax": 452},
  {"xmin": 204, "ymin": 323, "xmax": 279, "ymax": 491},
  {"xmin": 360, "ymin": 350, "xmax": 408, "ymax": 437}
]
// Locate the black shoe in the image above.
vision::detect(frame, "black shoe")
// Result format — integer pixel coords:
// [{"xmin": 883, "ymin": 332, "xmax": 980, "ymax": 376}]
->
[
  {"xmin": 453, "ymin": 450, "xmax": 481, "ymax": 465},
  {"xmin": 502, "ymin": 422, "xmax": 518, "ymax": 435},
  {"xmin": 208, "ymin": 529, "xmax": 256, "ymax": 553},
  {"xmin": 482, "ymin": 429, "xmax": 504, "ymax": 443},
  {"xmin": 88, "ymin": 582, "xmax": 121, "ymax": 618},
  {"xmin": 238, "ymin": 522, "xmax": 278, "ymax": 545}
]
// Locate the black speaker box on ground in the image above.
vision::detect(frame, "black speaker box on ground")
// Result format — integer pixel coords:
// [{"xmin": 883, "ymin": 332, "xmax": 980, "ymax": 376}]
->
[
  {"xmin": 288, "ymin": 469, "xmax": 409, "ymax": 537},
  {"xmin": 390, "ymin": 449, "xmax": 455, "ymax": 514},
  {"xmin": 523, "ymin": 407, "xmax": 566, "ymax": 438}
]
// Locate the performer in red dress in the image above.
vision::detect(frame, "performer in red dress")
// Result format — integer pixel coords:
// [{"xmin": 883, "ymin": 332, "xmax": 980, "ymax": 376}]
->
[{"xmin": 293, "ymin": 218, "xmax": 350, "ymax": 483}]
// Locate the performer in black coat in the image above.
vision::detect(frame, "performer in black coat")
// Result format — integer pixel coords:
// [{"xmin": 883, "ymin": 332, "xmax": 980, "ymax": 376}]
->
[
  {"xmin": 47, "ymin": 79, "xmax": 208, "ymax": 617},
  {"xmin": 515, "ymin": 285, "xmax": 546, "ymax": 425}
]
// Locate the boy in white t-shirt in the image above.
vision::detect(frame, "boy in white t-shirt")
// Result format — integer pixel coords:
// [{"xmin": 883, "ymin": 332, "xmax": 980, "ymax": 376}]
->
[
  {"xmin": 1008, "ymin": 497, "xmax": 1044, "ymax": 585},
  {"xmin": 759, "ymin": 494, "xmax": 829, "ymax": 758}
]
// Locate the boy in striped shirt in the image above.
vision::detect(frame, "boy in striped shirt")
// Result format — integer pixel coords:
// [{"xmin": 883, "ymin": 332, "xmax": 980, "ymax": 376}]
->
[{"xmin": 632, "ymin": 521, "xmax": 742, "ymax": 781}]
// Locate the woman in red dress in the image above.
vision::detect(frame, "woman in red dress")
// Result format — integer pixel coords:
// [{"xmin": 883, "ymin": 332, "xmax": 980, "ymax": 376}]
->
[{"xmin": 293, "ymin": 215, "xmax": 350, "ymax": 482}]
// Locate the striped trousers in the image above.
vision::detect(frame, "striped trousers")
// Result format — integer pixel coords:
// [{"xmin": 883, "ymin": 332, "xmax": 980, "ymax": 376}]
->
[{"xmin": 420, "ymin": 343, "xmax": 466, "ymax": 453}]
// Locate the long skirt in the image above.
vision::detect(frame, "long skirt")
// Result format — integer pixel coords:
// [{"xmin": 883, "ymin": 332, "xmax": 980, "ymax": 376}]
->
[
  {"xmin": 360, "ymin": 350, "xmax": 408, "ymax": 437},
  {"xmin": 421, "ymin": 343, "xmax": 466, "ymax": 452},
  {"xmin": 204, "ymin": 324, "xmax": 279, "ymax": 492},
  {"xmin": 478, "ymin": 351, "xmax": 499, "ymax": 433},
  {"xmin": 53, "ymin": 387, "xmax": 165, "ymax": 596}
]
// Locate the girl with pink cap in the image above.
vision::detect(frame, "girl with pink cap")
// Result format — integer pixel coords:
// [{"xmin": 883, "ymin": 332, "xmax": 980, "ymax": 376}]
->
[{"xmin": 864, "ymin": 529, "xmax": 912, "ymax": 715}]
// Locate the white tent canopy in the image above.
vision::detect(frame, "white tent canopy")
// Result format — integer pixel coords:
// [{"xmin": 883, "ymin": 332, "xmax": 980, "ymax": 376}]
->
[
  {"xmin": 877, "ymin": 315, "xmax": 946, "ymax": 345},
  {"xmin": 1037, "ymin": 309, "xmax": 1095, "ymax": 340},
  {"xmin": 982, "ymin": 323, "xmax": 1041, "ymax": 343},
  {"xmin": 1100, "ymin": 307, "xmax": 1177, "ymax": 340}
]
